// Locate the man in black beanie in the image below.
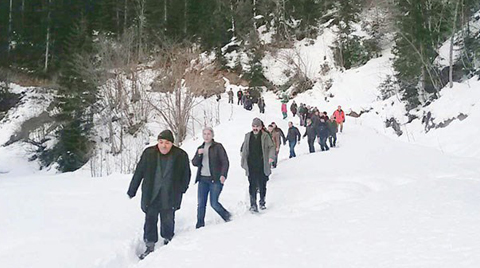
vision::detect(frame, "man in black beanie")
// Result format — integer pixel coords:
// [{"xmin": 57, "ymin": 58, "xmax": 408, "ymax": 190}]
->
[{"xmin": 127, "ymin": 129, "xmax": 191, "ymax": 259}]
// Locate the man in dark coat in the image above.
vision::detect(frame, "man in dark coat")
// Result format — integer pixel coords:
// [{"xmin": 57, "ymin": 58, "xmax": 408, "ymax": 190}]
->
[
  {"xmin": 303, "ymin": 118, "xmax": 316, "ymax": 153},
  {"xmin": 286, "ymin": 121, "xmax": 301, "ymax": 158},
  {"xmin": 227, "ymin": 89, "xmax": 234, "ymax": 104},
  {"xmin": 310, "ymin": 110, "xmax": 321, "ymax": 130},
  {"xmin": 298, "ymin": 103, "xmax": 307, "ymax": 126},
  {"xmin": 237, "ymin": 90, "xmax": 243, "ymax": 105},
  {"xmin": 290, "ymin": 101, "xmax": 298, "ymax": 117},
  {"xmin": 244, "ymin": 95, "xmax": 253, "ymax": 111},
  {"xmin": 241, "ymin": 118, "xmax": 275, "ymax": 212},
  {"xmin": 258, "ymin": 97, "xmax": 266, "ymax": 113},
  {"xmin": 127, "ymin": 130, "xmax": 191, "ymax": 259},
  {"xmin": 316, "ymin": 118, "xmax": 330, "ymax": 151},
  {"xmin": 192, "ymin": 127, "xmax": 231, "ymax": 229},
  {"xmin": 327, "ymin": 118, "xmax": 338, "ymax": 147}
]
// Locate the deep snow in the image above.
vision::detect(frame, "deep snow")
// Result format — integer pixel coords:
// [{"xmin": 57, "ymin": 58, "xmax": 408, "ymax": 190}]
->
[{"xmin": 1, "ymin": 92, "xmax": 480, "ymax": 268}]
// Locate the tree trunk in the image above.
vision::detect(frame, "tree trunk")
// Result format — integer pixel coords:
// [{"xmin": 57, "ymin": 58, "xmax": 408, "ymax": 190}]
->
[
  {"xmin": 253, "ymin": 0, "xmax": 257, "ymax": 30},
  {"xmin": 21, "ymin": 0, "xmax": 25, "ymax": 25},
  {"xmin": 164, "ymin": 0, "xmax": 168, "ymax": 32},
  {"xmin": 44, "ymin": 0, "xmax": 51, "ymax": 72},
  {"xmin": 230, "ymin": 0, "xmax": 235, "ymax": 38},
  {"xmin": 124, "ymin": 0, "xmax": 128, "ymax": 32},
  {"xmin": 116, "ymin": 0, "xmax": 120, "ymax": 36},
  {"xmin": 184, "ymin": 0, "xmax": 187, "ymax": 35},
  {"xmin": 8, "ymin": 0, "xmax": 13, "ymax": 55},
  {"xmin": 136, "ymin": 0, "xmax": 146, "ymax": 60},
  {"xmin": 449, "ymin": 0, "xmax": 460, "ymax": 88}
]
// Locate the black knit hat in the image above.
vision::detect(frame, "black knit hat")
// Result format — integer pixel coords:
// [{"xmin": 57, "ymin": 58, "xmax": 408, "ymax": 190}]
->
[{"xmin": 157, "ymin": 130, "xmax": 174, "ymax": 143}]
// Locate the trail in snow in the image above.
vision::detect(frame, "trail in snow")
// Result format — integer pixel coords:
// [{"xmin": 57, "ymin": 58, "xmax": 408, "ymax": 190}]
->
[{"xmin": 1, "ymin": 92, "xmax": 480, "ymax": 268}]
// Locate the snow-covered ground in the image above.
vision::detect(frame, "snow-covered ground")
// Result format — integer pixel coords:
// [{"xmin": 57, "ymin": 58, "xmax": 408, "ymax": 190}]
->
[{"xmin": 2, "ymin": 92, "xmax": 480, "ymax": 268}]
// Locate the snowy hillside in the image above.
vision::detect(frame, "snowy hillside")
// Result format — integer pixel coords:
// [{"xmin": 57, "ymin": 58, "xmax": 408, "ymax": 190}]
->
[
  {"xmin": 2, "ymin": 6, "xmax": 480, "ymax": 267},
  {"xmin": 2, "ymin": 92, "xmax": 480, "ymax": 268}
]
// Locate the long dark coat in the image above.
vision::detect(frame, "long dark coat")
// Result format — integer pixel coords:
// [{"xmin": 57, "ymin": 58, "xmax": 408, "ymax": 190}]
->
[
  {"xmin": 127, "ymin": 145, "xmax": 191, "ymax": 213},
  {"xmin": 192, "ymin": 140, "xmax": 229, "ymax": 183}
]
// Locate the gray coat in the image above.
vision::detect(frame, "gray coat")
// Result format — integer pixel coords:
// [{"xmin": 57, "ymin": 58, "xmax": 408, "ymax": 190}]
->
[{"xmin": 240, "ymin": 130, "xmax": 275, "ymax": 177}]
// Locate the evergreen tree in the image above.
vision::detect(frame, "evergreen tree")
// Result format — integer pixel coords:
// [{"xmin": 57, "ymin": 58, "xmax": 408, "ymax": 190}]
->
[
  {"xmin": 392, "ymin": 0, "xmax": 458, "ymax": 109},
  {"xmin": 42, "ymin": 19, "xmax": 97, "ymax": 172},
  {"xmin": 330, "ymin": 0, "xmax": 365, "ymax": 69}
]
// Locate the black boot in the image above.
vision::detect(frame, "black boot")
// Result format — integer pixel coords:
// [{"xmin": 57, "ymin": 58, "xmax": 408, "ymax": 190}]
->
[
  {"xmin": 195, "ymin": 221, "xmax": 205, "ymax": 229},
  {"xmin": 249, "ymin": 194, "xmax": 258, "ymax": 213},
  {"xmin": 259, "ymin": 199, "xmax": 266, "ymax": 210},
  {"xmin": 139, "ymin": 243, "xmax": 155, "ymax": 260}
]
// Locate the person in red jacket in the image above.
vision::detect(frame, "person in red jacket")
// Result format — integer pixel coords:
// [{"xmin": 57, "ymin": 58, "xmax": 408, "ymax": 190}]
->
[
  {"xmin": 332, "ymin": 105, "xmax": 345, "ymax": 133},
  {"xmin": 281, "ymin": 103, "xmax": 288, "ymax": 119}
]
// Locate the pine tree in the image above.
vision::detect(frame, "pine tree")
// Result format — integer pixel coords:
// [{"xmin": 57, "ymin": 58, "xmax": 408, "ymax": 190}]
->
[
  {"xmin": 330, "ymin": 0, "xmax": 364, "ymax": 69},
  {"xmin": 392, "ymin": 0, "xmax": 458, "ymax": 109},
  {"xmin": 43, "ymin": 19, "xmax": 97, "ymax": 172}
]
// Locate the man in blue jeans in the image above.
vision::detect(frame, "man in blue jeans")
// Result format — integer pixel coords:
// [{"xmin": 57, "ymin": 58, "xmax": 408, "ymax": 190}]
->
[
  {"xmin": 286, "ymin": 121, "xmax": 301, "ymax": 158},
  {"xmin": 192, "ymin": 127, "xmax": 231, "ymax": 229}
]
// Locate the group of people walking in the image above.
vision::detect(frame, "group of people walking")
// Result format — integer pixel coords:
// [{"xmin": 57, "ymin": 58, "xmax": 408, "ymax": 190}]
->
[
  {"xmin": 280, "ymin": 103, "xmax": 346, "ymax": 154},
  {"xmin": 127, "ymin": 96, "xmax": 347, "ymax": 259},
  {"xmin": 127, "ymin": 119, "xmax": 278, "ymax": 259},
  {"xmin": 228, "ymin": 88, "xmax": 266, "ymax": 113}
]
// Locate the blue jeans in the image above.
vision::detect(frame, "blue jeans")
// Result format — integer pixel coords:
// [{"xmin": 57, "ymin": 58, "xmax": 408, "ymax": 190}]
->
[
  {"xmin": 318, "ymin": 136, "xmax": 329, "ymax": 151},
  {"xmin": 197, "ymin": 177, "xmax": 230, "ymax": 227},
  {"xmin": 288, "ymin": 140, "xmax": 297, "ymax": 158}
]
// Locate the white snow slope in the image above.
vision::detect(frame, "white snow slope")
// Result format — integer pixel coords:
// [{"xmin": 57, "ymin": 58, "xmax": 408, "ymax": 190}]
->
[{"xmin": 1, "ymin": 92, "xmax": 480, "ymax": 268}]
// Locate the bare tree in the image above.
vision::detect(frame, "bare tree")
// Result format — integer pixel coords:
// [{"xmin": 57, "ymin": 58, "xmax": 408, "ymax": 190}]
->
[
  {"xmin": 277, "ymin": 47, "xmax": 315, "ymax": 95},
  {"xmin": 150, "ymin": 45, "xmax": 224, "ymax": 144},
  {"xmin": 74, "ymin": 30, "xmax": 151, "ymax": 176}
]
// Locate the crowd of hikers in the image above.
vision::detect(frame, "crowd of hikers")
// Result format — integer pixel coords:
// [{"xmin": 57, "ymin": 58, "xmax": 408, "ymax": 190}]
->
[
  {"xmin": 228, "ymin": 88, "xmax": 266, "ymax": 113},
  {"xmin": 127, "ymin": 91, "xmax": 346, "ymax": 259}
]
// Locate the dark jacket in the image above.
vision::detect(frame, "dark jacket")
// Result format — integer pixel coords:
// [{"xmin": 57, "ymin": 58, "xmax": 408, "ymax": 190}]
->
[
  {"xmin": 286, "ymin": 126, "xmax": 301, "ymax": 142},
  {"xmin": 290, "ymin": 103, "xmax": 297, "ymax": 113},
  {"xmin": 327, "ymin": 121, "xmax": 338, "ymax": 136},
  {"xmin": 311, "ymin": 114, "xmax": 320, "ymax": 129},
  {"xmin": 258, "ymin": 98, "xmax": 265, "ymax": 109},
  {"xmin": 244, "ymin": 97, "xmax": 253, "ymax": 110},
  {"xmin": 299, "ymin": 105, "xmax": 307, "ymax": 115},
  {"xmin": 127, "ymin": 145, "xmax": 191, "ymax": 213},
  {"xmin": 317, "ymin": 119, "xmax": 330, "ymax": 138},
  {"xmin": 192, "ymin": 140, "xmax": 229, "ymax": 183},
  {"xmin": 303, "ymin": 124, "xmax": 316, "ymax": 140}
]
